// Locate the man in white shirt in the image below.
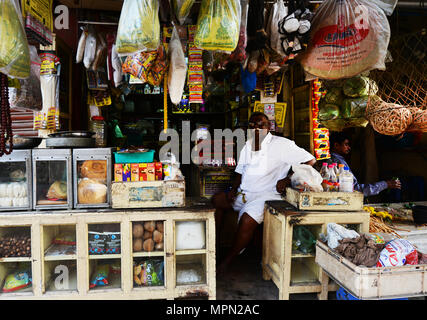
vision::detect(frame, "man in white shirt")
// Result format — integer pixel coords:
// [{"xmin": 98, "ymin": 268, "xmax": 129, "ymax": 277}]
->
[{"xmin": 213, "ymin": 112, "xmax": 316, "ymax": 272}]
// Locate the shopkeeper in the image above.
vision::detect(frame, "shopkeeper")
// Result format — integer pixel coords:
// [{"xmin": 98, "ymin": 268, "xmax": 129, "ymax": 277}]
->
[
  {"xmin": 329, "ymin": 132, "xmax": 401, "ymax": 196},
  {"xmin": 213, "ymin": 112, "xmax": 316, "ymax": 272}
]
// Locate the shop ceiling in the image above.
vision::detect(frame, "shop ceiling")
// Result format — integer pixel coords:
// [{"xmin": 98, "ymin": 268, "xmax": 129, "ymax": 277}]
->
[{"xmin": 58, "ymin": 0, "xmax": 425, "ymax": 12}]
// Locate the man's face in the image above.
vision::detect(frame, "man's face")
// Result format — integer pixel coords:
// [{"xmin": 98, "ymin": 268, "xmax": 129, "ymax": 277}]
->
[
  {"xmin": 248, "ymin": 115, "xmax": 270, "ymax": 151},
  {"xmin": 334, "ymin": 139, "xmax": 351, "ymax": 155}
]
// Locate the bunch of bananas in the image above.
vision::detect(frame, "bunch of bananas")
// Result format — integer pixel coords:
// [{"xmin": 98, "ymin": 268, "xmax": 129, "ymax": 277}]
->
[{"xmin": 364, "ymin": 206, "xmax": 393, "ymax": 220}]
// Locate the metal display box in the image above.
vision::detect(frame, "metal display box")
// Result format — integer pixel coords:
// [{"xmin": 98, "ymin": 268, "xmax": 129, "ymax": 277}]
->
[
  {"xmin": 32, "ymin": 149, "xmax": 73, "ymax": 210},
  {"xmin": 73, "ymin": 148, "xmax": 112, "ymax": 209},
  {"xmin": 0, "ymin": 150, "xmax": 32, "ymax": 212}
]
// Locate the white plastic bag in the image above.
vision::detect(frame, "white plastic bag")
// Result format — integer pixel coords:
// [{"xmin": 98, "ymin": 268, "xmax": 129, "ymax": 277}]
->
[
  {"xmin": 168, "ymin": 26, "xmax": 187, "ymax": 105},
  {"xmin": 376, "ymin": 239, "xmax": 418, "ymax": 267},
  {"xmin": 291, "ymin": 164, "xmax": 323, "ymax": 192},
  {"xmin": 299, "ymin": 0, "xmax": 391, "ymax": 80},
  {"xmin": 115, "ymin": 0, "xmax": 160, "ymax": 56},
  {"xmin": 76, "ymin": 26, "xmax": 88, "ymax": 64},
  {"xmin": 111, "ymin": 44, "xmax": 123, "ymax": 88},
  {"xmin": 268, "ymin": 0, "xmax": 288, "ymax": 57},
  {"xmin": 176, "ymin": 221, "xmax": 206, "ymax": 250},
  {"xmin": 83, "ymin": 29, "xmax": 97, "ymax": 69},
  {"xmin": 326, "ymin": 223, "xmax": 360, "ymax": 249}
]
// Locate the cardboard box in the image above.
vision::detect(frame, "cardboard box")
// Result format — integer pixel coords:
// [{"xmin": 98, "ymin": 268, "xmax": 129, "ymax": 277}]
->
[
  {"xmin": 155, "ymin": 162, "xmax": 163, "ymax": 181},
  {"xmin": 139, "ymin": 163, "xmax": 147, "ymax": 181},
  {"xmin": 131, "ymin": 163, "xmax": 139, "ymax": 182},
  {"xmin": 122, "ymin": 164, "xmax": 131, "ymax": 182},
  {"xmin": 147, "ymin": 163, "xmax": 155, "ymax": 181},
  {"xmin": 114, "ymin": 164, "xmax": 123, "ymax": 182}
]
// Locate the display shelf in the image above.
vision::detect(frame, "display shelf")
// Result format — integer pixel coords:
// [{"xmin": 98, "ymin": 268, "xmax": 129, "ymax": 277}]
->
[
  {"xmin": 0, "ymin": 257, "xmax": 32, "ymax": 263},
  {"xmin": 43, "ymin": 260, "xmax": 78, "ymax": 294},
  {"xmin": 262, "ymin": 201, "xmax": 370, "ymax": 300},
  {"xmin": 0, "ymin": 206, "xmax": 216, "ymax": 299},
  {"xmin": 88, "ymin": 254, "xmax": 121, "ymax": 260},
  {"xmin": 176, "ymin": 249, "xmax": 207, "ymax": 256}
]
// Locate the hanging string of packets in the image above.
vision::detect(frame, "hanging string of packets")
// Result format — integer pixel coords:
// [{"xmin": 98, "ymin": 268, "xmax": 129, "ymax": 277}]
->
[{"xmin": 188, "ymin": 25, "xmax": 203, "ymax": 105}]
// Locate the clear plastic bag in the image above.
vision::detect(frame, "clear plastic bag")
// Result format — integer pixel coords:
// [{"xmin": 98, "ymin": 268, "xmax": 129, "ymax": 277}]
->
[
  {"xmin": 168, "ymin": 26, "xmax": 187, "ymax": 105},
  {"xmin": 194, "ymin": 0, "xmax": 241, "ymax": 53},
  {"xmin": 115, "ymin": 0, "xmax": 160, "ymax": 56},
  {"xmin": 0, "ymin": 0, "xmax": 30, "ymax": 79},
  {"xmin": 172, "ymin": 0, "xmax": 196, "ymax": 25},
  {"xmin": 8, "ymin": 45, "xmax": 42, "ymax": 110},
  {"xmin": 268, "ymin": 0, "xmax": 288, "ymax": 57},
  {"xmin": 299, "ymin": 0, "xmax": 391, "ymax": 80},
  {"xmin": 226, "ymin": 0, "xmax": 248, "ymax": 64},
  {"xmin": 83, "ymin": 28, "xmax": 97, "ymax": 69},
  {"xmin": 291, "ymin": 164, "xmax": 323, "ymax": 192}
]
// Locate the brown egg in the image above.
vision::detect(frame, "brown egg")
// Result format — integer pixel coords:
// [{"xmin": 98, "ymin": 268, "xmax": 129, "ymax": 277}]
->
[
  {"xmin": 132, "ymin": 224, "xmax": 144, "ymax": 239},
  {"xmin": 133, "ymin": 238, "xmax": 143, "ymax": 252}
]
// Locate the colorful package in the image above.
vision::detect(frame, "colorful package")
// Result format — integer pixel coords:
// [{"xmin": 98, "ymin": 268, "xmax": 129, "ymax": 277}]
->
[
  {"xmin": 133, "ymin": 259, "xmax": 164, "ymax": 287},
  {"xmin": 2, "ymin": 269, "xmax": 32, "ymax": 293},
  {"xmin": 89, "ymin": 264, "xmax": 111, "ymax": 288},
  {"xmin": 131, "ymin": 164, "xmax": 139, "ymax": 182},
  {"xmin": 53, "ymin": 233, "xmax": 76, "ymax": 246},
  {"xmin": 88, "ymin": 231, "xmax": 107, "ymax": 255},
  {"xmin": 139, "ymin": 163, "xmax": 148, "ymax": 181},
  {"xmin": 122, "ymin": 51, "xmax": 157, "ymax": 83},
  {"xmin": 376, "ymin": 239, "xmax": 418, "ymax": 267},
  {"xmin": 105, "ymin": 232, "xmax": 121, "ymax": 254}
]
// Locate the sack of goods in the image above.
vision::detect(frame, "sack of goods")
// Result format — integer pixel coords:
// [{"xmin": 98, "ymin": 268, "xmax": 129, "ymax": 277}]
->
[{"xmin": 298, "ymin": 0, "xmax": 391, "ymax": 80}]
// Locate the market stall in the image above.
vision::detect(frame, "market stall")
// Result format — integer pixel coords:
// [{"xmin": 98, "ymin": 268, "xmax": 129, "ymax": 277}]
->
[{"xmin": 0, "ymin": 0, "xmax": 425, "ymax": 301}]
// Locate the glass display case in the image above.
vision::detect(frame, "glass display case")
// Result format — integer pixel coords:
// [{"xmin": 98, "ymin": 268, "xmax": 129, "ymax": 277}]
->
[
  {"xmin": 73, "ymin": 148, "xmax": 112, "ymax": 209},
  {"xmin": 32, "ymin": 149, "xmax": 72, "ymax": 210},
  {"xmin": 0, "ymin": 150, "xmax": 32, "ymax": 211}
]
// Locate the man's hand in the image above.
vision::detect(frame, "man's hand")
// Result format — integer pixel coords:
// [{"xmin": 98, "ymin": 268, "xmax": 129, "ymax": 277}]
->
[
  {"xmin": 227, "ymin": 188, "xmax": 237, "ymax": 203},
  {"xmin": 387, "ymin": 179, "xmax": 401, "ymax": 189},
  {"xmin": 276, "ymin": 177, "xmax": 291, "ymax": 194}
]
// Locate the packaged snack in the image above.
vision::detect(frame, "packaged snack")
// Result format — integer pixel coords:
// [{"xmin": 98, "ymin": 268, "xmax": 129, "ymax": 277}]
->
[
  {"xmin": 131, "ymin": 164, "xmax": 139, "ymax": 182},
  {"xmin": 88, "ymin": 231, "xmax": 107, "ymax": 255},
  {"xmin": 133, "ymin": 258, "xmax": 164, "ymax": 287},
  {"xmin": 114, "ymin": 164, "xmax": 123, "ymax": 182},
  {"xmin": 147, "ymin": 163, "xmax": 155, "ymax": 181},
  {"xmin": 52, "ymin": 233, "xmax": 76, "ymax": 246},
  {"xmin": 313, "ymin": 128, "xmax": 329, "ymax": 140},
  {"xmin": 2, "ymin": 269, "xmax": 32, "ymax": 293},
  {"xmin": 155, "ymin": 162, "xmax": 163, "ymax": 181},
  {"xmin": 315, "ymin": 149, "xmax": 331, "ymax": 160},
  {"xmin": 89, "ymin": 264, "xmax": 111, "ymax": 288},
  {"xmin": 139, "ymin": 163, "xmax": 148, "ymax": 181},
  {"xmin": 314, "ymin": 139, "xmax": 329, "ymax": 150},
  {"xmin": 122, "ymin": 164, "xmax": 131, "ymax": 182},
  {"xmin": 376, "ymin": 239, "xmax": 418, "ymax": 267},
  {"xmin": 122, "ymin": 51, "xmax": 157, "ymax": 83},
  {"xmin": 105, "ymin": 232, "xmax": 121, "ymax": 254}
]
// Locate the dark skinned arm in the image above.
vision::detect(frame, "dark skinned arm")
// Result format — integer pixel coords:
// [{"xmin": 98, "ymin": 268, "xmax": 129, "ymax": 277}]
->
[
  {"xmin": 276, "ymin": 158, "xmax": 317, "ymax": 194},
  {"xmin": 227, "ymin": 172, "xmax": 242, "ymax": 202}
]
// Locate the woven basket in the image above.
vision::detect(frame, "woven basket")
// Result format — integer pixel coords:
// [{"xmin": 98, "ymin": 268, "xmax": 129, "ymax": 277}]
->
[
  {"xmin": 406, "ymin": 107, "xmax": 427, "ymax": 132},
  {"xmin": 366, "ymin": 95, "xmax": 413, "ymax": 136}
]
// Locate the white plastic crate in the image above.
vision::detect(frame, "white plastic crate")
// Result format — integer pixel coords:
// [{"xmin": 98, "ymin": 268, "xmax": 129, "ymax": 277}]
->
[{"xmin": 315, "ymin": 241, "xmax": 427, "ymax": 300}]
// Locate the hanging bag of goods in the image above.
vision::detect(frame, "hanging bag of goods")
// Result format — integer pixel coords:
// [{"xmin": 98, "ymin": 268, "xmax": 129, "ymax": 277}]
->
[
  {"xmin": 299, "ymin": 0, "xmax": 391, "ymax": 80},
  {"xmin": 0, "ymin": 0, "xmax": 31, "ymax": 79},
  {"xmin": 168, "ymin": 26, "xmax": 187, "ymax": 105},
  {"xmin": 115, "ymin": 0, "xmax": 160, "ymax": 56},
  {"xmin": 194, "ymin": 0, "xmax": 241, "ymax": 53}
]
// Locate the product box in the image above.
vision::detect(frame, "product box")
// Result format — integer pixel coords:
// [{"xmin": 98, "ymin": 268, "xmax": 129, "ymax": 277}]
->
[
  {"xmin": 123, "ymin": 164, "xmax": 131, "ymax": 182},
  {"xmin": 147, "ymin": 163, "xmax": 155, "ymax": 181},
  {"xmin": 131, "ymin": 163, "xmax": 139, "ymax": 182},
  {"xmin": 88, "ymin": 232, "xmax": 107, "ymax": 255},
  {"xmin": 139, "ymin": 163, "xmax": 148, "ymax": 181},
  {"xmin": 105, "ymin": 232, "xmax": 121, "ymax": 254},
  {"xmin": 155, "ymin": 162, "xmax": 163, "ymax": 181},
  {"xmin": 114, "ymin": 164, "xmax": 123, "ymax": 182}
]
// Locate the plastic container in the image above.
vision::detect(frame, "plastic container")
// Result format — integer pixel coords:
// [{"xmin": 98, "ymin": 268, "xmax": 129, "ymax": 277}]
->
[
  {"xmin": 89, "ymin": 116, "xmax": 107, "ymax": 147},
  {"xmin": 338, "ymin": 167, "xmax": 354, "ymax": 193},
  {"xmin": 336, "ymin": 287, "xmax": 408, "ymax": 301},
  {"xmin": 113, "ymin": 150, "xmax": 155, "ymax": 164}
]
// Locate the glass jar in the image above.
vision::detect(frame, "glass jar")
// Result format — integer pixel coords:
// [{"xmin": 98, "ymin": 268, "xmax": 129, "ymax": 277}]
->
[{"xmin": 90, "ymin": 116, "xmax": 107, "ymax": 147}]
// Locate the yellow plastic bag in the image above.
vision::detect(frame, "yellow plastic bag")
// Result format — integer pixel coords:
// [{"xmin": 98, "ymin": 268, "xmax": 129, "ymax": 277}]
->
[
  {"xmin": 194, "ymin": 0, "xmax": 241, "ymax": 53},
  {"xmin": 172, "ymin": 0, "xmax": 196, "ymax": 25},
  {"xmin": 115, "ymin": 0, "xmax": 160, "ymax": 56},
  {"xmin": 0, "ymin": 0, "xmax": 30, "ymax": 79}
]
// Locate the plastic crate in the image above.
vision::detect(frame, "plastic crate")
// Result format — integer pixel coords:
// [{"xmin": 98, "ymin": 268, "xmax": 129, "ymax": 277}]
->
[
  {"xmin": 336, "ymin": 287, "xmax": 408, "ymax": 301},
  {"xmin": 114, "ymin": 150, "xmax": 155, "ymax": 164}
]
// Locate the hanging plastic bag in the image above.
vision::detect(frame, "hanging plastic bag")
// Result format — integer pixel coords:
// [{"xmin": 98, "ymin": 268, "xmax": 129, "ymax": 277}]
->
[
  {"xmin": 172, "ymin": 0, "xmax": 196, "ymax": 25},
  {"xmin": 147, "ymin": 45, "xmax": 168, "ymax": 87},
  {"xmin": 83, "ymin": 28, "xmax": 97, "ymax": 70},
  {"xmin": 115, "ymin": 0, "xmax": 160, "ymax": 56},
  {"xmin": 226, "ymin": 0, "xmax": 249, "ymax": 64},
  {"xmin": 168, "ymin": 26, "xmax": 187, "ymax": 105},
  {"xmin": 268, "ymin": 0, "xmax": 288, "ymax": 57},
  {"xmin": 0, "ymin": 0, "xmax": 30, "ymax": 79},
  {"xmin": 122, "ymin": 51, "xmax": 158, "ymax": 83},
  {"xmin": 8, "ymin": 45, "xmax": 42, "ymax": 110},
  {"xmin": 111, "ymin": 44, "xmax": 123, "ymax": 88},
  {"xmin": 76, "ymin": 26, "xmax": 88, "ymax": 64},
  {"xmin": 194, "ymin": 0, "xmax": 241, "ymax": 53},
  {"xmin": 299, "ymin": 0, "xmax": 391, "ymax": 80}
]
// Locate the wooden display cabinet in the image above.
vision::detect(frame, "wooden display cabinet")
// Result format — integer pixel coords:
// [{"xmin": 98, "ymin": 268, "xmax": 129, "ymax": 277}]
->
[
  {"xmin": 262, "ymin": 201, "xmax": 370, "ymax": 300},
  {"xmin": 0, "ymin": 203, "xmax": 215, "ymax": 300}
]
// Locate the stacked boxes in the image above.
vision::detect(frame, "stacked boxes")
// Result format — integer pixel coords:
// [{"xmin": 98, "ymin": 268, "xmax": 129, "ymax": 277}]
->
[{"xmin": 114, "ymin": 163, "xmax": 164, "ymax": 182}]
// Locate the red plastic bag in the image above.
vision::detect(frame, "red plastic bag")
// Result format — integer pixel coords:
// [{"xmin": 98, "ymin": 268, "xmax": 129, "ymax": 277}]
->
[
  {"xmin": 376, "ymin": 239, "xmax": 418, "ymax": 267},
  {"xmin": 299, "ymin": 0, "xmax": 390, "ymax": 80}
]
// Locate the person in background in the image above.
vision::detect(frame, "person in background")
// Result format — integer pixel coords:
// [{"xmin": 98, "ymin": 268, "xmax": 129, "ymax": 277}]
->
[
  {"xmin": 212, "ymin": 112, "xmax": 316, "ymax": 273},
  {"xmin": 329, "ymin": 132, "xmax": 401, "ymax": 196}
]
